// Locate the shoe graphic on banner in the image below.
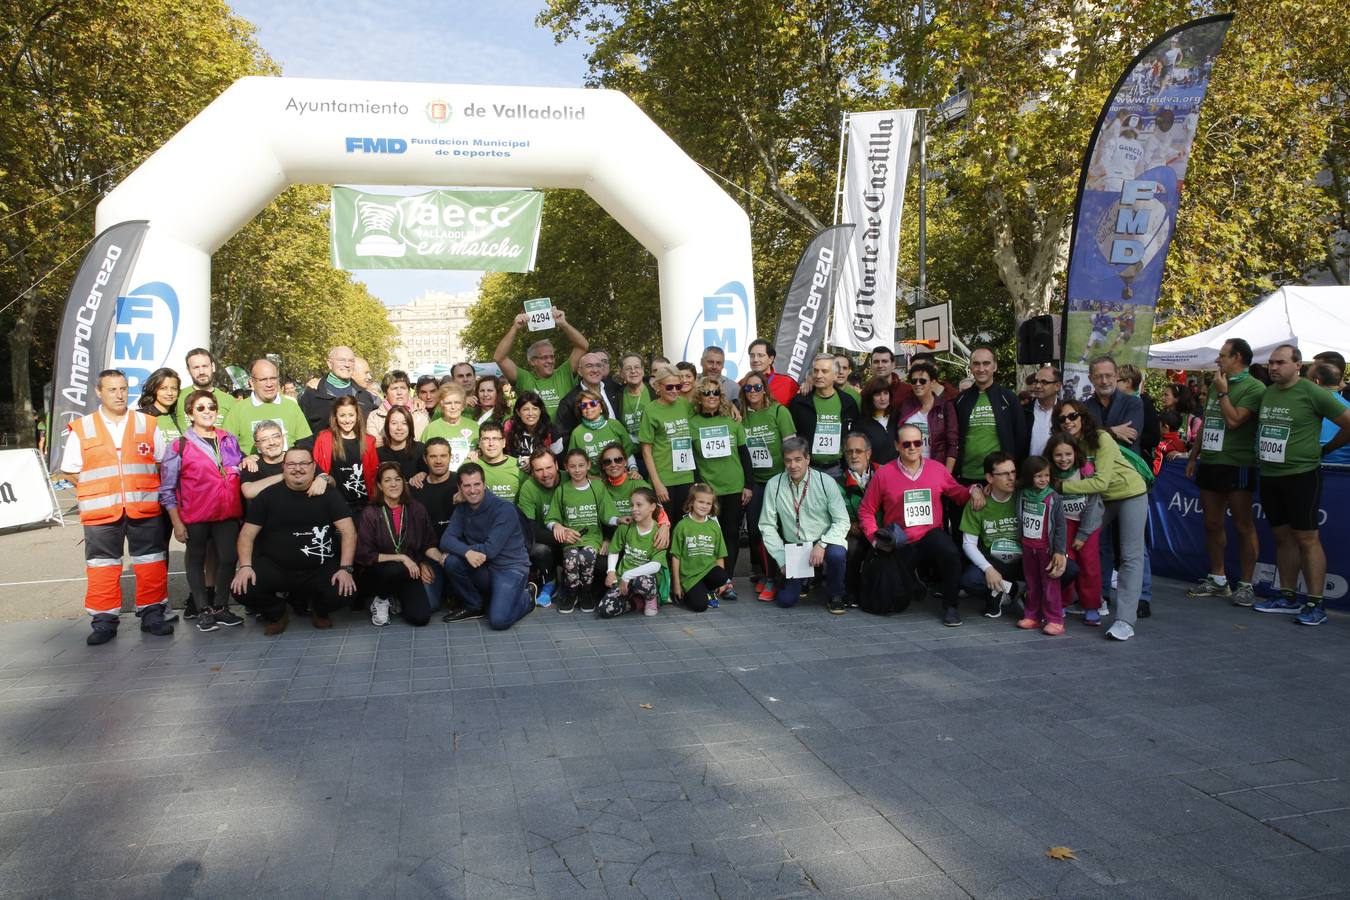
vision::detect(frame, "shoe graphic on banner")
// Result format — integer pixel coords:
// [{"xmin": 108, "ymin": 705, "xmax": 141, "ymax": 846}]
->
[{"xmin": 353, "ymin": 197, "xmax": 406, "ymax": 257}]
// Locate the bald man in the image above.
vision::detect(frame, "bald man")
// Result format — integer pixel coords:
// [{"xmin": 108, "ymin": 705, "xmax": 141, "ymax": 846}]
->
[{"xmin": 299, "ymin": 345, "xmax": 377, "ymax": 434}]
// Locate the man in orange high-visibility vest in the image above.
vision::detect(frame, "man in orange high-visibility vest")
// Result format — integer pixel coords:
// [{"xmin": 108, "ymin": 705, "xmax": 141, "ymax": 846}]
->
[{"xmin": 61, "ymin": 369, "xmax": 175, "ymax": 645}]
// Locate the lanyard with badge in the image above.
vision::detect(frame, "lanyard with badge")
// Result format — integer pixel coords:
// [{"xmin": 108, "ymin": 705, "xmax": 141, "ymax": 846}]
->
[
  {"xmin": 783, "ymin": 471, "xmax": 815, "ymax": 578},
  {"xmin": 382, "ymin": 505, "xmax": 404, "ymax": 554}
]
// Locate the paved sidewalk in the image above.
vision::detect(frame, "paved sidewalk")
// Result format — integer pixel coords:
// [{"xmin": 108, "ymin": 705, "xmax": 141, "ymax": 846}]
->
[{"xmin": 1, "ymin": 582, "xmax": 1349, "ymax": 899}]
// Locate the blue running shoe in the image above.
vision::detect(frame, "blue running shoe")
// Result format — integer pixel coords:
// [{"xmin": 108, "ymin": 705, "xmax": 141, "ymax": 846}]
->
[
  {"xmin": 1295, "ymin": 604, "xmax": 1328, "ymax": 626},
  {"xmin": 1084, "ymin": 609, "xmax": 1101, "ymax": 627},
  {"xmin": 536, "ymin": 583, "xmax": 554, "ymax": 608},
  {"xmin": 1253, "ymin": 595, "xmax": 1302, "ymax": 614},
  {"xmin": 706, "ymin": 592, "xmax": 719, "ymax": 609}
]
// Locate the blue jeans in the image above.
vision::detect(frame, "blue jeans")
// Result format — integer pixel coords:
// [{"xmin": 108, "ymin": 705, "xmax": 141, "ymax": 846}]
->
[
  {"xmin": 443, "ymin": 555, "xmax": 533, "ymax": 630},
  {"xmin": 776, "ymin": 543, "xmax": 846, "ymax": 608},
  {"xmin": 424, "ymin": 564, "xmax": 445, "ymax": 612}
]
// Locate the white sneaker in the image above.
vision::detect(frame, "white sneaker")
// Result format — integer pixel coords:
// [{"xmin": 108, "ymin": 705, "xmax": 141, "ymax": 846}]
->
[
  {"xmin": 1100, "ymin": 600, "xmax": 1111, "ymax": 617},
  {"xmin": 1105, "ymin": 620, "xmax": 1134, "ymax": 641},
  {"xmin": 370, "ymin": 597, "xmax": 390, "ymax": 627}
]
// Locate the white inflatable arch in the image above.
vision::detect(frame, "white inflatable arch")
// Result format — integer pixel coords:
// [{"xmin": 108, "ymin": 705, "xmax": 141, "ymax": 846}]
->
[{"xmin": 94, "ymin": 77, "xmax": 756, "ymax": 388}]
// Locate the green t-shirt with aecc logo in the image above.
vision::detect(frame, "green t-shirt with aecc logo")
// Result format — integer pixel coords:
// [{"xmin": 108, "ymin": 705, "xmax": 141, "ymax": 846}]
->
[
  {"xmin": 569, "ymin": 416, "xmax": 633, "ymax": 474},
  {"xmin": 605, "ymin": 475, "xmax": 652, "ymax": 519},
  {"xmin": 637, "ymin": 397, "xmax": 696, "ymax": 487},
  {"xmin": 611, "ymin": 521, "xmax": 667, "ymax": 578},
  {"xmin": 422, "ymin": 417, "xmax": 479, "ymax": 470},
  {"xmin": 692, "ymin": 414, "xmax": 746, "ymax": 495},
  {"xmin": 548, "ymin": 478, "xmax": 617, "ymax": 550},
  {"xmin": 671, "ymin": 514, "xmax": 727, "ymax": 592},
  {"xmin": 743, "ymin": 404, "xmax": 796, "ymax": 483},
  {"xmin": 517, "ymin": 367, "xmax": 576, "ymax": 417},
  {"xmin": 515, "ymin": 476, "xmax": 555, "ymax": 525},
  {"xmin": 1256, "ymin": 377, "xmax": 1346, "ymax": 476},
  {"xmin": 959, "ymin": 491, "xmax": 1022, "ymax": 562},
  {"xmin": 1198, "ymin": 371, "xmax": 1265, "ymax": 467},
  {"xmin": 621, "ymin": 388, "xmax": 648, "ymax": 442},
  {"xmin": 810, "ymin": 392, "xmax": 843, "ymax": 465},
  {"xmin": 960, "ymin": 392, "xmax": 1001, "ymax": 481},
  {"xmin": 479, "ymin": 456, "xmax": 524, "ymax": 502}
]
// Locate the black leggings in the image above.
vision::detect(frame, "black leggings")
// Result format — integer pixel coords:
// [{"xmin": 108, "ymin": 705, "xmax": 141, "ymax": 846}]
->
[
  {"xmin": 664, "ymin": 482, "xmax": 693, "ymax": 527},
  {"xmin": 184, "ymin": 519, "xmax": 239, "ymax": 607},
  {"xmin": 682, "ymin": 564, "xmax": 731, "ymax": 612},
  {"xmin": 357, "ymin": 561, "xmax": 432, "ymax": 626},
  {"xmin": 716, "ymin": 492, "xmax": 743, "ymax": 576}
]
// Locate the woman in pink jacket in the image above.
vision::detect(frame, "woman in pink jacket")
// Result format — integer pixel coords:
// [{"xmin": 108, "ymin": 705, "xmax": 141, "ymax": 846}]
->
[
  {"xmin": 859, "ymin": 423, "xmax": 985, "ymax": 626},
  {"xmin": 160, "ymin": 389, "xmax": 245, "ymax": 633}
]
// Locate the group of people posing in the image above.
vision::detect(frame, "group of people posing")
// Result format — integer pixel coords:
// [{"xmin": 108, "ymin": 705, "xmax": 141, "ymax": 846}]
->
[{"xmin": 59, "ymin": 304, "xmax": 1349, "ymax": 647}]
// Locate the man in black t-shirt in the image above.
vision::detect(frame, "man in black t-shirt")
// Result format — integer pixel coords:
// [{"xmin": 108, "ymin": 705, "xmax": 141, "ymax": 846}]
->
[
  {"xmin": 240, "ymin": 421, "xmax": 335, "ymax": 507},
  {"xmin": 410, "ymin": 437, "xmax": 459, "ymax": 611},
  {"xmin": 231, "ymin": 447, "xmax": 357, "ymax": 634}
]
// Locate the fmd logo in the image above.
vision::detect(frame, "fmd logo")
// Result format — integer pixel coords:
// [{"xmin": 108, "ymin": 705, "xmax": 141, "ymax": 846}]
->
[
  {"xmin": 683, "ymin": 281, "xmax": 750, "ymax": 378},
  {"xmin": 111, "ymin": 282, "xmax": 179, "ymax": 400},
  {"xmin": 345, "ymin": 137, "xmax": 408, "ymax": 154}
]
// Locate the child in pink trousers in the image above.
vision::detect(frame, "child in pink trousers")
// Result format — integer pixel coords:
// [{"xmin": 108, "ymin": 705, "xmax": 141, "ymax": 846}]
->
[{"xmin": 1017, "ymin": 456, "xmax": 1069, "ymax": 636}]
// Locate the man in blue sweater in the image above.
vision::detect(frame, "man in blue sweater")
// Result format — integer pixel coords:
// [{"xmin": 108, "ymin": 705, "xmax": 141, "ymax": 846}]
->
[{"xmin": 440, "ymin": 463, "xmax": 536, "ymax": 630}]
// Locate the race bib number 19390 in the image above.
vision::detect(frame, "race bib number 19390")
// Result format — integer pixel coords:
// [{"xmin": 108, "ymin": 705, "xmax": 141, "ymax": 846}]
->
[{"xmin": 902, "ymin": 488, "xmax": 934, "ymax": 526}]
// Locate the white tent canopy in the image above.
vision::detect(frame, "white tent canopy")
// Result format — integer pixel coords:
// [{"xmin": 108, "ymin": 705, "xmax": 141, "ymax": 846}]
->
[{"xmin": 1148, "ymin": 285, "xmax": 1350, "ymax": 369}]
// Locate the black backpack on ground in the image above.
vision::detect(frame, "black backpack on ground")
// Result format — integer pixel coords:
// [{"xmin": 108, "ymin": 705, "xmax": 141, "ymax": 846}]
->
[{"xmin": 859, "ymin": 531, "xmax": 928, "ymax": 615}]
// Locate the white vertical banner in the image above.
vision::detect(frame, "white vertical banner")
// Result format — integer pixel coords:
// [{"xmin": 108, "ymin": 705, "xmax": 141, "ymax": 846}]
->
[{"xmin": 829, "ymin": 110, "xmax": 918, "ymax": 352}]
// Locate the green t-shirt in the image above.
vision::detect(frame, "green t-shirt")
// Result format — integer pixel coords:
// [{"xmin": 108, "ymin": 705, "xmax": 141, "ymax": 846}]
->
[
  {"xmin": 692, "ymin": 414, "xmax": 746, "ymax": 495},
  {"xmin": 480, "ymin": 456, "xmax": 524, "ymax": 502},
  {"xmin": 611, "ymin": 522, "xmax": 667, "ymax": 578},
  {"xmin": 671, "ymin": 514, "xmax": 727, "ymax": 592},
  {"xmin": 423, "ymin": 418, "xmax": 480, "ymax": 470},
  {"xmin": 175, "ymin": 386, "xmax": 236, "ymax": 426},
  {"xmin": 1257, "ymin": 378, "xmax": 1346, "ymax": 476},
  {"xmin": 1198, "ymin": 371, "xmax": 1265, "ymax": 467},
  {"xmin": 605, "ymin": 476, "xmax": 652, "ymax": 519},
  {"xmin": 516, "ymin": 477, "xmax": 557, "ymax": 525},
  {"xmin": 517, "ymin": 367, "xmax": 576, "ymax": 417},
  {"xmin": 743, "ymin": 404, "xmax": 796, "ymax": 483},
  {"xmin": 548, "ymin": 478, "xmax": 617, "ymax": 550},
  {"xmin": 637, "ymin": 398, "xmax": 696, "ymax": 487},
  {"xmin": 810, "ymin": 392, "xmax": 844, "ymax": 465},
  {"xmin": 569, "ymin": 417, "xmax": 633, "ymax": 474},
  {"xmin": 841, "ymin": 385, "xmax": 861, "ymax": 407},
  {"xmin": 221, "ymin": 395, "xmax": 312, "ymax": 454},
  {"xmin": 959, "ymin": 492, "xmax": 1022, "ymax": 562},
  {"xmin": 156, "ymin": 412, "xmax": 184, "ymax": 443},
  {"xmin": 621, "ymin": 388, "xmax": 648, "ymax": 442},
  {"xmin": 960, "ymin": 392, "xmax": 1001, "ymax": 480}
]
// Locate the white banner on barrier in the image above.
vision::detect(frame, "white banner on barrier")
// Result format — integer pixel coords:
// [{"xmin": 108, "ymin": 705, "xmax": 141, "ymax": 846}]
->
[{"xmin": 0, "ymin": 449, "xmax": 64, "ymax": 530}]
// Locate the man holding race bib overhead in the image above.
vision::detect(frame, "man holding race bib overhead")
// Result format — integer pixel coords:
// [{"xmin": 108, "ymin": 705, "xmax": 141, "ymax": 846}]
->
[
  {"xmin": 492, "ymin": 303, "xmax": 591, "ymax": 417},
  {"xmin": 789, "ymin": 354, "xmax": 859, "ymax": 479},
  {"xmin": 1250, "ymin": 344, "xmax": 1350, "ymax": 626}
]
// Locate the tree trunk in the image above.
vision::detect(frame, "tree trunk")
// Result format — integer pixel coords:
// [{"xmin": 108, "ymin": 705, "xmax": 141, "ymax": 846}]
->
[{"xmin": 3, "ymin": 236, "xmax": 38, "ymax": 448}]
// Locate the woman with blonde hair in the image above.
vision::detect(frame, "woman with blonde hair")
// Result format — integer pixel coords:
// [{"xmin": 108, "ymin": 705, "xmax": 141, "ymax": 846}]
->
[
  {"xmin": 691, "ymin": 376, "xmax": 750, "ymax": 575},
  {"xmin": 638, "ymin": 363, "xmax": 696, "ymax": 522}
]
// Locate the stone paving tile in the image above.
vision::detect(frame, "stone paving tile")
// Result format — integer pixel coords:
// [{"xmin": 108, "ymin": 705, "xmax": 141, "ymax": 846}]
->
[{"xmin": 2, "ymin": 579, "xmax": 1350, "ymax": 897}]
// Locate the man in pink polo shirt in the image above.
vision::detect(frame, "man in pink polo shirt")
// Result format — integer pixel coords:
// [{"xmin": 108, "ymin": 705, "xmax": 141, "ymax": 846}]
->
[{"xmin": 860, "ymin": 423, "xmax": 985, "ymax": 626}]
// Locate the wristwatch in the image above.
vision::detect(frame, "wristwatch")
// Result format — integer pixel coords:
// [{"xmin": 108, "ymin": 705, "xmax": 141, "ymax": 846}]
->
[
  {"xmin": 1216, "ymin": 391, "xmax": 1228, "ymax": 399},
  {"xmin": 339, "ymin": 565, "xmax": 354, "ymax": 573}
]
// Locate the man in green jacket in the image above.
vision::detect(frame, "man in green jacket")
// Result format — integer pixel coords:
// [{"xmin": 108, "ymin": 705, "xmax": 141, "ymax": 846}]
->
[{"xmin": 760, "ymin": 437, "xmax": 851, "ymax": 613}]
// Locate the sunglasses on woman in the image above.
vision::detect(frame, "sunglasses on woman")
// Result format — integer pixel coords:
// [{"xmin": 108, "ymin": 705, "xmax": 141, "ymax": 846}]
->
[
  {"xmin": 661, "ymin": 384, "xmax": 680, "ymax": 392},
  {"xmin": 579, "ymin": 399, "xmax": 601, "ymax": 410},
  {"xmin": 601, "ymin": 456, "xmax": 626, "ymax": 466},
  {"xmin": 1055, "ymin": 412, "xmax": 1081, "ymax": 423},
  {"xmin": 742, "ymin": 383, "xmax": 765, "ymax": 393},
  {"xmin": 699, "ymin": 390, "xmax": 721, "ymax": 397},
  {"xmin": 193, "ymin": 404, "xmax": 218, "ymax": 412}
]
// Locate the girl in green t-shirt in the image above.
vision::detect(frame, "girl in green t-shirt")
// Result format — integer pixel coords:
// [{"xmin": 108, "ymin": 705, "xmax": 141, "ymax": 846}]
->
[
  {"xmin": 670, "ymin": 483, "xmax": 736, "ymax": 612},
  {"xmin": 548, "ymin": 449, "xmax": 619, "ymax": 614},
  {"xmin": 600, "ymin": 487, "xmax": 668, "ymax": 618},
  {"xmin": 738, "ymin": 371, "xmax": 797, "ymax": 596},
  {"xmin": 568, "ymin": 388, "xmax": 635, "ymax": 474}
]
